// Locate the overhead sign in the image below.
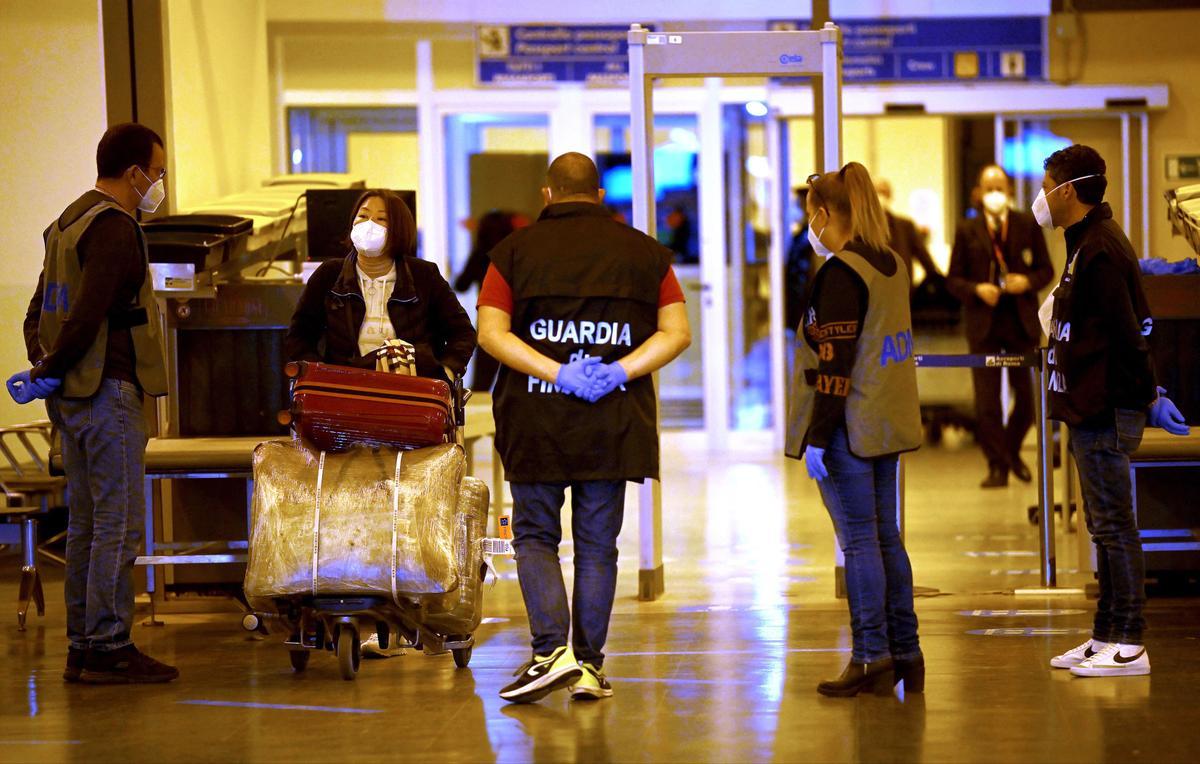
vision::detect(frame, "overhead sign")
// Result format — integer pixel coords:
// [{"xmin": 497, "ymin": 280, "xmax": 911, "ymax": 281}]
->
[
  {"xmin": 770, "ymin": 17, "xmax": 1046, "ymax": 82},
  {"xmin": 477, "ymin": 25, "xmax": 648, "ymax": 86}
]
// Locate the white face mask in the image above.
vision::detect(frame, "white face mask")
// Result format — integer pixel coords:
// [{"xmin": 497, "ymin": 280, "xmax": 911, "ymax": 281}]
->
[
  {"xmin": 807, "ymin": 209, "xmax": 834, "ymax": 259},
  {"xmin": 135, "ymin": 167, "xmax": 165, "ymax": 213},
  {"xmin": 808, "ymin": 223, "xmax": 833, "ymax": 259},
  {"xmin": 982, "ymin": 190, "xmax": 1008, "ymax": 217},
  {"xmin": 351, "ymin": 219, "xmax": 389, "ymax": 256},
  {"xmin": 1031, "ymin": 174, "xmax": 1102, "ymax": 229}
]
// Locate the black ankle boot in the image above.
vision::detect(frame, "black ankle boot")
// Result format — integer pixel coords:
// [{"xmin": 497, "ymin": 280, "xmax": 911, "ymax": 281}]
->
[
  {"xmin": 893, "ymin": 656, "xmax": 925, "ymax": 693},
  {"xmin": 817, "ymin": 658, "xmax": 895, "ymax": 697}
]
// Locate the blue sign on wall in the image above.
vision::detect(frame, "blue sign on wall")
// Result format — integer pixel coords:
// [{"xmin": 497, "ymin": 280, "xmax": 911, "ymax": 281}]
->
[
  {"xmin": 477, "ymin": 25, "xmax": 645, "ymax": 85},
  {"xmin": 770, "ymin": 17, "xmax": 1046, "ymax": 83}
]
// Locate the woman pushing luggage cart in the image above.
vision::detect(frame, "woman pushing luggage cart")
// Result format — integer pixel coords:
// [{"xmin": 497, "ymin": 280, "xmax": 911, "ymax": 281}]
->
[{"xmin": 243, "ymin": 189, "xmax": 486, "ymax": 679}]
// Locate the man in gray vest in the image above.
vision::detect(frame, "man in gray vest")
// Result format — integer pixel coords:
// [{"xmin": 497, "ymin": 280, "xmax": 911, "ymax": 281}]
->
[{"xmin": 9, "ymin": 123, "xmax": 176, "ymax": 684}]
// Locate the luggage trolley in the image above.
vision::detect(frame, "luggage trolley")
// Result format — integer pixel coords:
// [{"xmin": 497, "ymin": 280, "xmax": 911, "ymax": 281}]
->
[{"xmin": 251, "ymin": 362, "xmax": 489, "ymax": 680}]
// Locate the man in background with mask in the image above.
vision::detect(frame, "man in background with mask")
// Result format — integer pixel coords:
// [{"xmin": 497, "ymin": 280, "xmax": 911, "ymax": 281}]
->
[
  {"xmin": 8, "ymin": 123, "xmax": 177, "ymax": 684},
  {"xmin": 1039, "ymin": 145, "xmax": 1188, "ymax": 678},
  {"xmin": 948, "ymin": 164, "xmax": 1054, "ymax": 488}
]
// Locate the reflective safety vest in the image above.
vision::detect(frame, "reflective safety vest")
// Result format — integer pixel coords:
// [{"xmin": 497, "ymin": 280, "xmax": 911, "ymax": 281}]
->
[
  {"xmin": 785, "ymin": 248, "xmax": 922, "ymax": 459},
  {"xmin": 39, "ymin": 198, "xmax": 168, "ymax": 399},
  {"xmin": 491, "ymin": 203, "xmax": 670, "ymax": 483}
]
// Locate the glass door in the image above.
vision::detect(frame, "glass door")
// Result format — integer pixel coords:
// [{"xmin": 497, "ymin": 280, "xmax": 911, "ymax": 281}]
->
[
  {"xmin": 441, "ymin": 112, "xmax": 550, "ymax": 387},
  {"xmin": 593, "ymin": 113, "xmax": 703, "ymax": 429}
]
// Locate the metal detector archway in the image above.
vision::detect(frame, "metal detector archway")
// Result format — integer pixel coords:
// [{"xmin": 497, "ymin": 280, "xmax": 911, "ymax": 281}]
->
[{"xmin": 627, "ymin": 23, "xmax": 844, "ymax": 600}]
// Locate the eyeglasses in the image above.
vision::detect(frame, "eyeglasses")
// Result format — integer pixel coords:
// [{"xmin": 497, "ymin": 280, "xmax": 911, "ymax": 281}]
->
[{"xmin": 139, "ymin": 166, "xmax": 167, "ymax": 182}]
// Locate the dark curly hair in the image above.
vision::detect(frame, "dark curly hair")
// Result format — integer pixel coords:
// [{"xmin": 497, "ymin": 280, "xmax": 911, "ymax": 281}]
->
[{"xmin": 1043, "ymin": 145, "xmax": 1107, "ymax": 206}]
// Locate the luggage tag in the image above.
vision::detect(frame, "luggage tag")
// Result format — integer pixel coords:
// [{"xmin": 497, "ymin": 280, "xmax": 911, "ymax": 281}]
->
[
  {"xmin": 481, "ymin": 515, "xmax": 515, "ymax": 585},
  {"xmin": 481, "ymin": 538, "xmax": 513, "ymax": 586}
]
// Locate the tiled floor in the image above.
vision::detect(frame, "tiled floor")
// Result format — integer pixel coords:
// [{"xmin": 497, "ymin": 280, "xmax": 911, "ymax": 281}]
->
[{"xmin": 1, "ymin": 433, "xmax": 1197, "ymax": 763}]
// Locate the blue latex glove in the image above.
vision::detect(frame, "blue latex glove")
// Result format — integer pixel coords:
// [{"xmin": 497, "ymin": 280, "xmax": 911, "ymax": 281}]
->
[
  {"xmin": 555, "ymin": 356, "xmax": 602, "ymax": 398},
  {"xmin": 6, "ymin": 370, "xmax": 61, "ymax": 404},
  {"xmin": 1149, "ymin": 386, "xmax": 1190, "ymax": 436},
  {"xmin": 804, "ymin": 445, "xmax": 828, "ymax": 481},
  {"xmin": 585, "ymin": 362, "xmax": 628, "ymax": 403},
  {"xmin": 30, "ymin": 376, "xmax": 61, "ymax": 399}
]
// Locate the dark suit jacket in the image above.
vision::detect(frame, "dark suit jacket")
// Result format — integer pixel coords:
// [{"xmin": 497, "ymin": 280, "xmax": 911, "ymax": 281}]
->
[
  {"xmin": 886, "ymin": 211, "xmax": 939, "ymax": 285},
  {"xmin": 947, "ymin": 209, "xmax": 1054, "ymax": 347}
]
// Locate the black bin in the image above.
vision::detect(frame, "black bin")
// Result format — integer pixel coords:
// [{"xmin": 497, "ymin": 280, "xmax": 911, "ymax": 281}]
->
[{"xmin": 143, "ymin": 214, "xmax": 253, "ymax": 271}]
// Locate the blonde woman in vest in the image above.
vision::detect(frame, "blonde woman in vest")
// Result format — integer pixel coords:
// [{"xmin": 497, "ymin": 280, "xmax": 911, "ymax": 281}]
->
[{"xmin": 785, "ymin": 162, "xmax": 924, "ymax": 697}]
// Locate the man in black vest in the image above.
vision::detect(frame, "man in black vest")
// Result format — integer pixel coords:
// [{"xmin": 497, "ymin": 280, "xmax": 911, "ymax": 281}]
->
[
  {"xmin": 1039, "ymin": 145, "xmax": 1188, "ymax": 678},
  {"xmin": 9, "ymin": 123, "xmax": 177, "ymax": 685},
  {"xmin": 477, "ymin": 153, "xmax": 691, "ymax": 703},
  {"xmin": 948, "ymin": 165, "xmax": 1054, "ymax": 488}
]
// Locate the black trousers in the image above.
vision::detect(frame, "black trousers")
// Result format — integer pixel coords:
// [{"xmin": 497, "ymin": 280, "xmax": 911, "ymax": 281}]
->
[{"xmin": 969, "ymin": 315, "xmax": 1036, "ymax": 471}]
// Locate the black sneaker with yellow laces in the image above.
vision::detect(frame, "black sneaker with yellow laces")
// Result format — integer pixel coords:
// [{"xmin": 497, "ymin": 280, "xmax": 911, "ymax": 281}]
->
[
  {"xmin": 499, "ymin": 645, "xmax": 583, "ymax": 704},
  {"xmin": 569, "ymin": 662, "xmax": 613, "ymax": 700}
]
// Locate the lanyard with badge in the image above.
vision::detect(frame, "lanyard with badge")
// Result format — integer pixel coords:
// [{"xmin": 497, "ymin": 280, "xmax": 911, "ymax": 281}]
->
[{"xmin": 988, "ymin": 215, "xmax": 1010, "ymax": 289}]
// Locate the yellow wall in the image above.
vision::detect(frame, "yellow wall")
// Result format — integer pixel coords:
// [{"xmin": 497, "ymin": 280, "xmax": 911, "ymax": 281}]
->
[
  {"xmin": 165, "ymin": 0, "xmax": 273, "ymax": 211},
  {"xmin": 347, "ymin": 132, "xmax": 420, "ymax": 189},
  {"xmin": 282, "ymin": 32, "xmax": 418, "ymax": 91},
  {"xmin": 0, "ymin": 1, "xmax": 107, "ymax": 427},
  {"xmin": 481, "ymin": 127, "xmax": 548, "ymax": 152},
  {"xmin": 1049, "ymin": 8, "xmax": 1200, "ymax": 261},
  {"xmin": 432, "ymin": 38, "xmax": 478, "ymax": 89}
]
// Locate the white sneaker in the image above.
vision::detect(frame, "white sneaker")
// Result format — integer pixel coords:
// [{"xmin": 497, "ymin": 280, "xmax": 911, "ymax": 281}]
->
[
  {"xmin": 1050, "ymin": 639, "xmax": 1109, "ymax": 669},
  {"xmin": 1069, "ymin": 642, "xmax": 1150, "ymax": 677},
  {"xmin": 361, "ymin": 633, "xmax": 405, "ymax": 659}
]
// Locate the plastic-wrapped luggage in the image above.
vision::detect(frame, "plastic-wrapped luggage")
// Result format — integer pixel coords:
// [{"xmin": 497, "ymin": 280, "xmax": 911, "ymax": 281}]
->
[
  {"xmin": 244, "ymin": 440, "xmax": 465, "ymax": 609},
  {"xmin": 424, "ymin": 476, "xmax": 490, "ymax": 635},
  {"xmin": 285, "ymin": 360, "xmax": 453, "ymax": 452}
]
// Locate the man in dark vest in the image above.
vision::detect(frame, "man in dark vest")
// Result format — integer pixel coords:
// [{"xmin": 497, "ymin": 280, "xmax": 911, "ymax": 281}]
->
[
  {"xmin": 1039, "ymin": 145, "xmax": 1188, "ymax": 678},
  {"xmin": 477, "ymin": 152, "xmax": 691, "ymax": 703},
  {"xmin": 9, "ymin": 123, "xmax": 177, "ymax": 684},
  {"xmin": 948, "ymin": 164, "xmax": 1054, "ymax": 488}
]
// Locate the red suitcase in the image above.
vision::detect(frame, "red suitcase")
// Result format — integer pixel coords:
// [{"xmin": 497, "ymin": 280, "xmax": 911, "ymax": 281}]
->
[{"xmin": 283, "ymin": 361, "xmax": 454, "ymax": 452}]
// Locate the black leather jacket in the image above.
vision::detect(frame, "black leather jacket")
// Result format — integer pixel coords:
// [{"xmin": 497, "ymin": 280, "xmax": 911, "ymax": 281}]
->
[{"xmin": 284, "ymin": 252, "xmax": 477, "ymax": 381}]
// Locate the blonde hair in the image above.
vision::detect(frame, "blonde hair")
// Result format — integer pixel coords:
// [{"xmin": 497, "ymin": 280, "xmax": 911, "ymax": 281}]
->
[{"xmin": 808, "ymin": 161, "xmax": 891, "ymax": 252}]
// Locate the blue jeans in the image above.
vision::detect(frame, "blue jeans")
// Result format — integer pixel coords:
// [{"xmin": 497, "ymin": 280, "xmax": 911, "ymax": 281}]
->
[
  {"xmin": 510, "ymin": 480, "xmax": 626, "ymax": 667},
  {"xmin": 817, "ymin": 428, "xmax": 921, "ymax": 664},
  {"xmin": 1069, "ymin": 409, "xmax": 1146, "ymax": 645},
  {"xmin": 46, "ymin": 379, "xmax": 148, "ymax": 652}
]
